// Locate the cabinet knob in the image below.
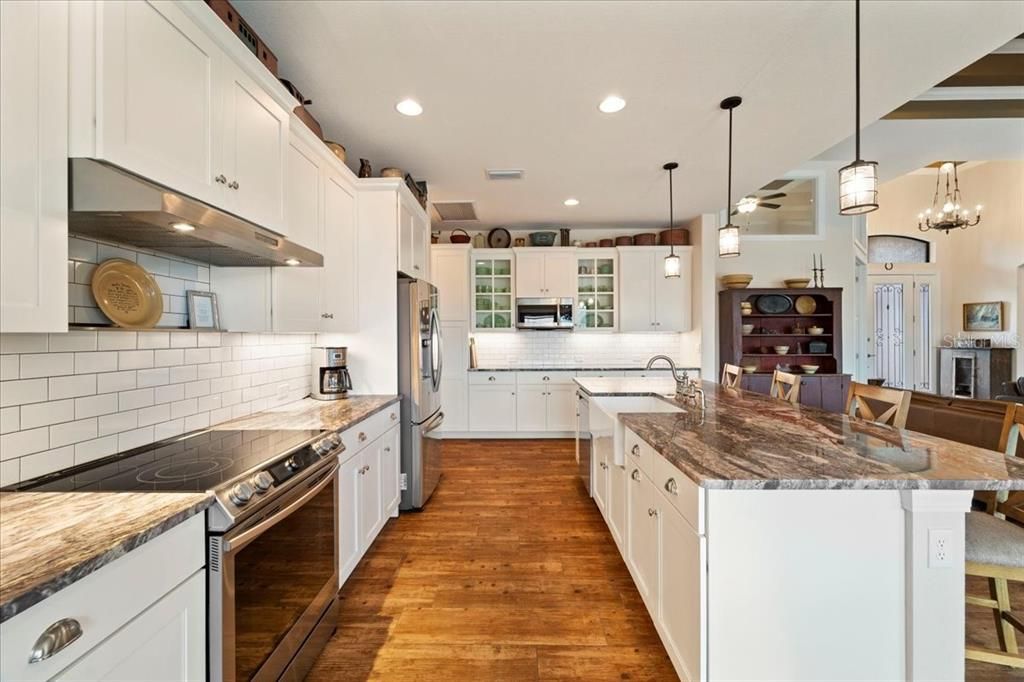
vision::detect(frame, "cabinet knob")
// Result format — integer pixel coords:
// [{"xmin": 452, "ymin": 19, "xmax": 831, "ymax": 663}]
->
[
  {"xmin": 414, "ymin": 265, "xmax": 420, "ymax": 270},
  {"xmin": 215, "ymin": 174, "xmax": 227, "ymax": 184},
  {"xmin": 358, "ymin": 432, "xmax": 367, "ymax": 442},
  {"xmin": 631, "ymin": 444, "xmax": 640, "ymax": 457},
  {"xmin": 228, "ymin": 180, "xmax": 239, "ymax": 190},
  {"xmin": 631, "ymin": 469, "xmax": 641, "ymax": 481},
  {"xmin": 542, "ymin": 376, "xmax": 549, "ymax": 381},
  {"xmin": 390, "ymin": 412, "xmax": 397, "ymax": 420},
  {"xmin": 648, "ymin": 507, "xmax": 658, "ymax": 517},
  {"xmin": 30, "ymin": 618, "xmax": 83, "ymax": 663},
  {"xmin": 384, "ymin": 447, "xmax": 391, "ymax": 452},
  {"xmin": 488, "ymin": 376, "xmax": 496, "ymax": 382},
  {"xmin": 664, "ymin": 478, "xmax": 678, "ymax": 495}
]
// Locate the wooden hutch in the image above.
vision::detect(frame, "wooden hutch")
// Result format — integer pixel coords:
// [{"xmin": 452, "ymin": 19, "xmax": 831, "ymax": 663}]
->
[{"xmin": 718, "ymin": 287, "xmax": 851, "ymax": 413}]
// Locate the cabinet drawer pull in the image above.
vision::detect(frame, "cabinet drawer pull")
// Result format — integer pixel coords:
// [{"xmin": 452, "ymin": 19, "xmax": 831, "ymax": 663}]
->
[
  {"xmin": 631, "ymin": 469, "xmax": 641, "ymax": 481},
  {"xmin": 30, "ymin": 618, "xmax": 82, "ymax": 663},
  {"xmin": 358, "ymin": 432, "xmax": 367, "ymax": 442},
  {"xmin": 664, "ymin": 478, "xmax": 678, "ymax": 495},
  {"xmin": 384, "ymin": 447, "xmax": 391, "ymax": 452},
  {"xmin": 543, "ymin": 376, "xmax": 549, "ymax": 381},
  {"xmin": 488, "ymin": 376, "xmax": 496, "ymax": 382},
  {"xmin": 648, "ymin": 507, "xmax": 658, "ymax": 517},
  {"xmin": 214, "ymin": 174, "xmax": 227, "ymax": 184},
  {"xmin": 631, "ymin": 444, "xmax": 640, "ymax": 457},
  {"xmin": 390, "ymin": 412, "xmax": 397, "ymax": 420},
  {"xmin": 228, "ymin": 180, "xmax": 239, "ymax": 190}
]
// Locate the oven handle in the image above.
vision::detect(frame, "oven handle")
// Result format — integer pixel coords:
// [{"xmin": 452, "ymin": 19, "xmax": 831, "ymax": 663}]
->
[{"xmin": 222, "ymin": 463, "xmax": 339, "ymax": 554}]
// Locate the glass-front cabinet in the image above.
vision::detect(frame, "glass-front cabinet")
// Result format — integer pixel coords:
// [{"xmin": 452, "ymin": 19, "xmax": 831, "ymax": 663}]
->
[
  {"xmin": 473, "ymin": 250, "xmax": 514, "ymax": 330},
  {"xmin": 576, "ymin": 250, "xmax": 617, "ymax": 330}
]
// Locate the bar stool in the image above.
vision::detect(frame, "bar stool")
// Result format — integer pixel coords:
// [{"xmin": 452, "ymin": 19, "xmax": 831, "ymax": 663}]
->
[
  {"xmin": 844, "ymin": 381, "xmax": 911, "ymax": 429},
  {"xmin": 769, "ymin": 370, "xmax": 800, "ymax": 405},
  {"xmin": 721, "ymin": 363, "xmax": 742, "ymax": 389},
  {"xmin": 966, "ymin": 403, "xmax": 1024, "ymax": 668}
]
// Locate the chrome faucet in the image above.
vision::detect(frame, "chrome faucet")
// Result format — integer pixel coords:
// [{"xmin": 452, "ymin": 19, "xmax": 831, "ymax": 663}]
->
[{"xmin": 644, "ymin": 355, "xmax": 705, "ymax": 410}]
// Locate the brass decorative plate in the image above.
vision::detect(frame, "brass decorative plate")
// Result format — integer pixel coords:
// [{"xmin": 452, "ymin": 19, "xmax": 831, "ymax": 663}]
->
[
  {"xmin": 91, "ymin": 259, "xmax": 163, "ymax": 328},
  {"xmin": 794, "ymin": 295, "xmax": 817, "ymax": 314}
]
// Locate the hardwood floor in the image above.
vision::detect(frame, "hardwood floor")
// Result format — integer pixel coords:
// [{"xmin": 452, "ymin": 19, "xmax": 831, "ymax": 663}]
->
[{"xmin": 309, "ymin": 438, "xmax": 1023, "ymax": 681}]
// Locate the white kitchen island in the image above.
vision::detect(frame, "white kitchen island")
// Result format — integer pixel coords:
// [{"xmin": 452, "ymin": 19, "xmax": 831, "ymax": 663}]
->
[{"xmin": 577, "ymin": 377, "xmax": 1023, "ymax": 682}]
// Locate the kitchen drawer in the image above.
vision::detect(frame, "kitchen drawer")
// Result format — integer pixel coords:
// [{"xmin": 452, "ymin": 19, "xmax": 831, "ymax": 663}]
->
[
  {"xmin": 624, "ymin": 428, "xmax": 654, "ymax": 477},
  {"xmin": 337, "ymin": 402, "xmax": 400, "ymax": 461},
  {"xmin": 653, "ymin": 451, "xmax": 703, "ymax": 535},
  {"xmin": 469, "ymin": 372, "xmax": 516, "ymax": 386},
  {"xmin": 516, "ymin": 371, "xmax": 576, "ymax": 386},
  {"xmin": 576, "ymin": 370, "xmax": 625, "ymax": 378},
  {"xmin": 0, "ymin": 514, "xmax": 204, "ymax": 682}
]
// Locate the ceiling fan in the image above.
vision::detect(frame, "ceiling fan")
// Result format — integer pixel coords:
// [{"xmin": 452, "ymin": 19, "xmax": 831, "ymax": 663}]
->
[{"xmin": 731, "ymin": 192, "xmax": 787, "ymax": 216}]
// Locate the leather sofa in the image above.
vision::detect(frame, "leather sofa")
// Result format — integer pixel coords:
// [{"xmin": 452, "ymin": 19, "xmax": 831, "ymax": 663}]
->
[
  {"xmin": 996, "ymin": 378, "xmax": 1024, "ymax": 404},
  {"xmin": 905, "ymin": 391, "xmax": 1011, "ymax": 452}
]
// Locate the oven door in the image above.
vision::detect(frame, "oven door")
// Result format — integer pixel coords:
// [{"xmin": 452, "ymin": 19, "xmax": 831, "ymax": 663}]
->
[{"xmin": 210, "ymin": 463, "xmax": 339, "ymax": 682}]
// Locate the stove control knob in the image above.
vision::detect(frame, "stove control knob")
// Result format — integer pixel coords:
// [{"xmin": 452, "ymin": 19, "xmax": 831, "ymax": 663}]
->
[
  {"xmin": 285, "ymin": 457, "xmax": 301, "ymax": 472},
  {"xmin": 312, "ymin": 438, "xmax": 333, "ymax": 456},
  {"xmin": 329, "ymin": 432, "xmax": 343, "ymax": 447},
  {"xmin": 250, "ymin": 471, "xmax": 273, "ymax": 493},
  {"xmin": 229, "ymin": 481, "xmax": 254, "ymax": 506}
]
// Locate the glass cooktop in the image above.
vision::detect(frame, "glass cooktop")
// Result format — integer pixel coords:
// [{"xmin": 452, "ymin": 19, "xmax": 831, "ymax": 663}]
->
[{"xmin": 9, "ymin": 429, "xmax": 322, "ymax": 493}]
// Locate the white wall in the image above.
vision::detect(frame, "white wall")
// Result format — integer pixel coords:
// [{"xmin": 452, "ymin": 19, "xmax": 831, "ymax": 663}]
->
[{"xmin": 868, "ymin": 160, "xmax": 1024, "ymax": 373}]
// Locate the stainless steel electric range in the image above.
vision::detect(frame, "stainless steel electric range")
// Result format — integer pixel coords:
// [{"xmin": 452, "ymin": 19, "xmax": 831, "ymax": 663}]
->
[{"xmin": 12, "ymin": 427, "xmax": 344, "ymax": 681}]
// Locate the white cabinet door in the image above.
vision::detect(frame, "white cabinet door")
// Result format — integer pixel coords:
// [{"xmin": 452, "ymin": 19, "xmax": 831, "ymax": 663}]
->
[
  {"xmin": 338, "ymin": 452, "xmax": 363, "ymax": 583},
  {"xmin": 272, "ymin": 267, "xmax": 320, "ymax": 332},
  {"xmin": 627, "ymin": 466, "xmax": 658, "ymax": 607},
  {"xmin": 320, "ymin": 170, "xmax": 358, "ymax": 332},
  {"xmin": 618, "ymin": 251, "xmax": 655, "ymax": 332},
  {"xmin": 468, "ymin": 386, "xmax": 516, "ymax": 432},
  {"xmin": 412, "ymin": 212, "xmax": 428, "ymax": 279},
  {"xmin": 515, "ymin": 251, "xmax": 546, "ymax": 298},
  {"xmin": 381, "ymin": 426, "xmax": 401, "ymax": 516},
  {"xmin": 607, "ymin": 462, "xmax": 627, "ymax": 550},
  {"xmin": 95, "ymin": 0, "xmax": 221, "ymax": 207},
  {"xmin": 397, "ymin": 196, "xmax": 414, "ymax": 276},
  {"xmin": 219, "ymin": 58, "xmax": 288, "ymax": 235},
  {"xmin": 654, "ymin": 249, "xmax": 691, "ymax": 332},
  {"xmin": 440, "ymin": 379, "xmax": 468, "ymax": 432},
  {"xmin": 285, "ymin": 135, "xmax": 322, "ymax": 251},
  {"xmin": 516, "ymin": 386, "xmax": 548, "ymax": 431},
  {"xmin": 593, "ymin": 446, "xmax": 608, "ymax": 516},
  {"xmin": 360, "ymin": 443, "xmax": 384, "ymax": 546},
  {"xmin": 659, "ymin": 503, "xmax": 706, "ymax": 682},
  {"xmin": 547, "ymin": 385, "xmax": 577, "ymax": 431},
  {"xmin": 0, "ymin": 0, "xmax": 68, "ymax": 333},
  {"xmin": 431, "ymin": 247, "xmax": 470, "ymax": 322},
  {"xmin": 55, "ymin": 570, "xmax": 205, "ymax": 682},
  {"xmin": 543, "ymin": 251, "xmax": 577, "ymax": 299}
]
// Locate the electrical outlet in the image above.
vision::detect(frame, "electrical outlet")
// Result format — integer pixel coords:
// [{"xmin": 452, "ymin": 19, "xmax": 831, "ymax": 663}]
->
[
  {"xmin": 399, "ymin": 473, "xmax": 408, "ymax": 491},
  {"xmin": 928, "ymin": 529, "xmax": 953, "ymax": 568}
]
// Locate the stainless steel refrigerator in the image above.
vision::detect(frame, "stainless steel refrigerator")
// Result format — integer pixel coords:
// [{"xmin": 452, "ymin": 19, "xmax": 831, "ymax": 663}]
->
[{"xmin": 398, "ymin": 279, "xmax": 444, "ymax": 510}]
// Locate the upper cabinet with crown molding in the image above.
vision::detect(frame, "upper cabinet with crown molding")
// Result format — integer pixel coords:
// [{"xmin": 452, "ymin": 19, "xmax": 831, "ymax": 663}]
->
[{"xmin": 68, "ymin": 0, "xmax": 290, "ymax": 236}]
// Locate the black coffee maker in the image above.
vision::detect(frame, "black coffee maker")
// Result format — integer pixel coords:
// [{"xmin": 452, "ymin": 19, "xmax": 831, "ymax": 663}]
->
[{"xmin": 310, "ymin": 347, "xmax": 352, "ymax": 400}]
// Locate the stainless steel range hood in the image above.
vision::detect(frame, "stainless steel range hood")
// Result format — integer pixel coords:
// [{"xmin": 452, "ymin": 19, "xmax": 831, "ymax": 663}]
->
[{"xmin": 69, "ymin": 159, "xmax": 323, "ymax": 267}]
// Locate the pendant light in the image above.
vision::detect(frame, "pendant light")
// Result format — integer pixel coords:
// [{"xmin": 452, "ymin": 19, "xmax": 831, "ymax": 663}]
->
[
  {"xmin": 719, "ymin": 96, "xmax": 742, "ymax": 258},
  {"xmin": 838, "ymin": 0, "xmax": 878, "ymax": 215},
  {"xmin": 663, "ymin": 161, "xmax": 681, "ymax": 278}
]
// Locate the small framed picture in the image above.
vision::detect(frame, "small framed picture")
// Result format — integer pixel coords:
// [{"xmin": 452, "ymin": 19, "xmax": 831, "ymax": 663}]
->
[
  {"xmin": 963, "ymin": 301, "xmax": 1003, "ymax": 332},
  {"xmin": 186, "ymin": 290, "xmax": 221, "ymax": 330}
]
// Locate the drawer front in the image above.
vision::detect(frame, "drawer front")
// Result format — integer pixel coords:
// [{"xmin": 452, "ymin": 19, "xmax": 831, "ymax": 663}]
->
[
  {"xmin": 0, "ymin": 514, "xmax": 204, "ymax": 681},
  {"xmin": 468, "ymin": 372, "xmax": 516, "ymax": 386},
  {"xmin": 653, "ymin": 452, "xmax": 703, "ymax": 534},
  {"xmin": 624, "ymin": 428, "xmax": 653, "ymax": 477},
  {"xmin": 516, "ymin": 371, "xmax": 576, "ymax": 386},
  {"xmin": 576, "ymin": 370, "xmax": 625, "ymax": 378},
  {"xmin": 337, "ymin": 402, "xmax": 400, "ymax": 461}
]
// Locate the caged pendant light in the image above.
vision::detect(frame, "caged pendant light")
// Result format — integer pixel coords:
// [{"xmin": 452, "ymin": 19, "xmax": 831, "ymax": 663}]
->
[
  {"xmin": 718, "ymin": 96, "xmax": 742, "ymax": 258},
  {"xmin": 838, "ymin": 0, "xmax": 879, "ymax": 215},
  {"xmin": 663, "ymin": 162, "xmax": 681, "ymax": 278}
]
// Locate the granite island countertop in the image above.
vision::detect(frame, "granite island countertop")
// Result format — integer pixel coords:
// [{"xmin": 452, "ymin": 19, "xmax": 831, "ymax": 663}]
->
[
  {"xmin": 576, "ymin": 377, "xmax": 1024, "ymax": 491},
  {"xmin": 0, "ymin": 492, "xmax": 213, "ymax": 623},
  {"xmin": 470, "ymin": 366, "xmax": 700, "ymax": 373},
  {"xmin": 217, "ymin": 394, "xmax": 400, "ymax": 431}
]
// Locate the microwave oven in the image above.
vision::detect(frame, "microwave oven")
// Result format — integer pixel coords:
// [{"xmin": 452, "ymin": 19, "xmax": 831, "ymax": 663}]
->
[{"xmin": 516, "ymin": 298, "xmax": 574, "ymax": 329}]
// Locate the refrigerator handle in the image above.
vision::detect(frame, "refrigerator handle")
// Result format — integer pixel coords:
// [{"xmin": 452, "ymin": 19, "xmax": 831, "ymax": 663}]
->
[
  {"xmin": 430, "ymin": 308, "xmax": 443, "ymax": 390},
  {"xmin": 423, "ymin": 410, "xmax": 445, "ymax": 434}
]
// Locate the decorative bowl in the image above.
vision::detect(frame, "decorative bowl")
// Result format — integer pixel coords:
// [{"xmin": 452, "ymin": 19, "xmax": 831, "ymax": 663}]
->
[
  {"xmin": 800, "ymin": 365, "xmax": 820, "ymax": 374},
  {"xmin": 773, "ymin": 345, "xmax": 790, "ymax": 355},
  {"xmin": 380, "ymin": 167, "xmax": 404, "ymax": 178},
  {"xmin": 721, "ymin": 274, "xmax": 753, "ymax": 289},
  {"xmin": 808, "ymin": 326, "xmax": 825, "ymax": 336},
  {"xmin": 742, "ymin": 324, "xmax": 755, "ymax": 334},
  {"xmin": 742, "ymin": 365, "xmax": 758, "ymax": 374},
  {"xmin": 529, "ymin": 231, "xmax": 558, "ymax": 247},
  {"xmin": 784, "ymin": 278, "xmax": 811, "ymax": 289}
]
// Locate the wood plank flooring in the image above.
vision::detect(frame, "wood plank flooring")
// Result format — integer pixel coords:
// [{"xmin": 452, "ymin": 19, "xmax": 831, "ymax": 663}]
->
[{"xmin": 309, "ymin": 438, "xmax": 1023, "ymax": 681}]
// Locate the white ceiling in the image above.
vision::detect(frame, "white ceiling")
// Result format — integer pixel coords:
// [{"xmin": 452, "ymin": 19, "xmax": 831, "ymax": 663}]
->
[{"xmin": 236, "ymin": 1, "xmax": 1023, "ymax": 230}]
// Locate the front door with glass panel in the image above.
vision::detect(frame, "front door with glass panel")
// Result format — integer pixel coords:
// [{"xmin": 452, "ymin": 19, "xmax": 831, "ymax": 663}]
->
[{"xmin": 868, "ymin": 274, "xmax": 938, "ymax": 392}]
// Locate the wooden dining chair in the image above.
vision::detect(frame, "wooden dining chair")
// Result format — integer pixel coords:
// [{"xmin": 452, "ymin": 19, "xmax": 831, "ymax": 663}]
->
[
  {"xmin": 965, "ymin": 404, "xmax": 1024, "ymax": 669},
  {"xmin": 844, "ymin": 381, "xmax": 911, "ymax": 429},
  {"xmin": 721, "ymin": 363, "xmax": 742, "ymax": 389},
  {"xmin": 769, "ymin": 370, "xmax": 801, "ymax": 405}
]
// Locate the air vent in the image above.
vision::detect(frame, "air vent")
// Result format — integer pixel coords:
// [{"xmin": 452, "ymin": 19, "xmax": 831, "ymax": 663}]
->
[
  {"xmin": 432, "ymin": 201, "xmax": 478, "ymax": 222},
  {"xmin": 486, "ymin": 169, "xmax": 525, "ymax": 180},
  {"xmin": 760, "ymin": 179, "xmax": 791, "ymax": 191},
  {"xmin": 209, "ymin": 537, "xmax": 222, "ymax": 573}
]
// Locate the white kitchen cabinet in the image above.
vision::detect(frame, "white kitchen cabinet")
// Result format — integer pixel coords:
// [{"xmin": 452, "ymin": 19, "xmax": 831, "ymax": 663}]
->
[
  {"xmin": 547, "ymin": 385, "xmax": 577, "ymax": 431},
  {"xmin": 360, "ymin": 437, "xmax": 384, "ymax": 546},
  {"xmin": 319, "ymin": 168, "xmax": 358, "ymax": 332},
  {"xmin": 439, "ymin": 321, "xmax": 470, "ymax": 433},
  {"xmin": 398, "ymin": 191, "xmax": 429, "ymax": 278},
  {"xmin": 607, "ymin": 461, "xmax": 627, "ymax": 551},
  {"xmin": 285, "ymin": 132, "xmax": 323, "ymax": 251},
  {"xmin": 576, "ymin": 251, "xmax": 618, "ymax": 331},
  {"xmin": 0, "ymin": 0, "xmax": 69, "ymax": 333},
  {"xmin": 468, "ymin": 378, "xmax": 517, "ymax": 432},
  {"xmin": 657, "ymin": 500, "xmax": 706, "ymax": 682},
  {"xmin": 626, "ymin": 464, "xmax": 658, "ymax": 608},
  {"xmin": 72, "ymin": 0, "xmax": 290, "ymax": 235},
  {"xmin": 338, "ymin": 451, "xmax": 363, "ymax": 581},
  {"xmin": 472, "ymin": 251, "xmax": 515, "ymax": 330},
  {"xmin": 593, "ymin": 443, "xmax": 609, "ymax": 516},
  {"xmin": 515, "ymin": 386, "xmax": 549, "ymax": 431},
  {"xmin": 514, "ymin": 373, "xmax": 576, "ymax": 433},
  {"xmin": 514, "ymin": 249, "xmax": 576, "ymax": 298},
  {"xmin": 431, "ymin": 245, "xmax": 471, "ymax": 322},
  {"xmin": 54, "ymin": 570, "xmax": 205, "ymax": 682},
  {"xmin": 381, "ymin": 425, "xmax": 401, "ymax": 517},
  {"xmin": 618, "ymin": 246, "xmax": 692, "ymax": 332}
]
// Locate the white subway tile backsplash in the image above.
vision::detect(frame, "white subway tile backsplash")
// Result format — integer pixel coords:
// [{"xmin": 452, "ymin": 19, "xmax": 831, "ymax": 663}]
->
[
  {"xmin": 97, "ymin": 332, "xmax": 137, "ymax": 351},
  {"xmin": 98, "ymin": 410, "xmax": 138, "ymax": 437},
  {"xmin": 184, "ymin": 412, "xmax": 210, "ymax": 431},
  {"xmin": 73, "ymin": 262, "xmax": 95, "ymax": 285},
  {"xmin": 74, "ymin": 308, "xmax": 108, "ymax": 325},
  {"xmin": 170, "ymin": 332, "xmax": 198, "ymax": 348},
  {"xmin": 197, "ymin": 363, "xmax": 221, "ymax": 380},
  {"xmin": 1, "ymin": 379, "xmax": 48, "ymax": 407},
  {"xmin": 75, "ymin": 393, "xmax": 119, "ymax": 420},
  {"xmin": 97, "ymin": 243, "xmax": 136, "ymax": 262},
  {"xmin": 197, "ymin": 332, "xmax": 221, "ymax": 347},
  {"xmin": 0, "ymin": 356, "xmax": 18, "ymax": 381},
  {"xmin": 1, "ymin": 334, "xmax": 48, "ymax": 355},
  {"xmin": 153, "ymin": 419, "xmax": 185, "ymax": 441},
  {"xmin": 118, "ymin": 350, "xmax": 154, "ymax": 370},
  {"xmin": 21, "ymin": 446, "xmax": 74, "ymax": 479},
  {"xmin": 185, "ymin": 380, "xmax": 210, "ymax": 399},
  {"xmin": 21, "ymin": 399, "xmax": 75, "ymax": 429},
  {"xmin": 49, "ymin": 418, "xmax": 98, "ymax": 448},
  {"xmin": 170, "ymin": 398, "xmax": 199, "ymax": 419},
  {"xmin": 0, "ymin": 459, "xmax": 20, "ymax": 487},
  {"xmin": 48, "ymin": 331, "xmax": 97, "ymax": 353},
  {"xmin": 118, "ymin": 388, "xmax": 154, "ymax": 411},
  {"xmin": 169, "ymin": 260, "xmax": 198, "ymax": 281},
  {"xmin": 154, "ymin": 383, "xmax": 186, "ymax": 405},
  {"xmin": 197, "ymin": 394, "xmax": 221, "ymax": 412},
  {"xmin": 137, "ymin": 254, "xmax": 170, "ymax": 276},
  {"xmin": 97, "ymin": 370, "xmax": 137, "ymax": 394},
  {"xmin": 1, "ymin": 427, "xmax": 49, "ymax": 460},
  {"xmin": 168, "ymin": 364, "xmax": 197, "ymax": 384},
  {"xmin": 68, "ymin": 237, "xmax": 98, "ymax": 262},
  {"xmin": 49, "ymin": 374, "xmax": 97, "ymax": 400},
  {"xmin": 183, "ymin": 348, "xmax": 210, "ymax": 365},
  {"xmin": 136, "ymin": 367, "xmax": 170, "ymax": 388},
  {"xmin": 137, "ymin": 403, "xmax": 170, "ymax": 427},
  {"xmin": 75, "ymin": 435, "xmax": 119, "ymax": 465},
  {"xmin": 197, "ymin": 266, "xmax": 210, "ymax": 284},
  {"xmin": 0, "ymin": 407, "xmax": 19, "ymax": 435},
  {"xmin": 154, "ymin": 348, "xmax": 185, "ymax": 367},
  {"xmin": 137, "ymin": 332, "xmax": 170, "ymax": 349},
  {"xmin": 68, "ymin": 283, "xmax": 93, "ymax": 307},
  {"xmin": 74, "ymin": 351, "xmax": 118, "ymax": 374},
  {"xmin": 21, "ymin": 353, "xmax": 74, "ymax": 379},
  {"xmin": 118, "ymin": 426, "xmax": 154, "ymax": 451},
  {"xmin": 154, "ymin": 275, "xmax": 185, "ymax": 297}
]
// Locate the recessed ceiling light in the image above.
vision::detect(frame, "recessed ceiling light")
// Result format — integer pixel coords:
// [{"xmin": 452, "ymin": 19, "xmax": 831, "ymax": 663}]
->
[
  {"xmin": 396, "ymin": 99, "xmax": 423, "ymax": 116},
  {"xmin": 285, "ymin": 258, "xmax": 301, "ymax": 266},
  {"xmin": 564, "ymin": 198, "xmax": 580, "ymax": 207},
  {"xmin": 170, "ymin": 222, "xmax": 196, "ymax": 232},
  {"xmin": 598, "ymin": 95, "xmax": 626, "ymax": 113}
]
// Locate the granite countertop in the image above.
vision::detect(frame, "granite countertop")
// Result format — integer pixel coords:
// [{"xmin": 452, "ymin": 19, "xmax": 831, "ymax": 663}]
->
[
  {"xmin": 0, "ymin": 492, "xmax": 213, "ymax": 623},
  {"xmin": 217, "ymin": 394, "xmax": 400, "ymax": 431},
  {"xmin": 577, "ymin": 377, "xmax": 1024, "ymax": 491},
  {"xmin": 470, "ymin": 366, "xmax": 700, "ymax": 372}
]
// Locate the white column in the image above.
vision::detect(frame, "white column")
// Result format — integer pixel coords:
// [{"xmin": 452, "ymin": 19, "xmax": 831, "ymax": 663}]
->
[{"xmin": 900, "ymin": 489, "xmax": 972, "ymax": 681}]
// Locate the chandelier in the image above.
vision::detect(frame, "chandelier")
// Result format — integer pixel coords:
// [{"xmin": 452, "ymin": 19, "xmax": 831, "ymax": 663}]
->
[{"xmin": 918, "ymin": 162, "xmax": 982, "ymax": 233}]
